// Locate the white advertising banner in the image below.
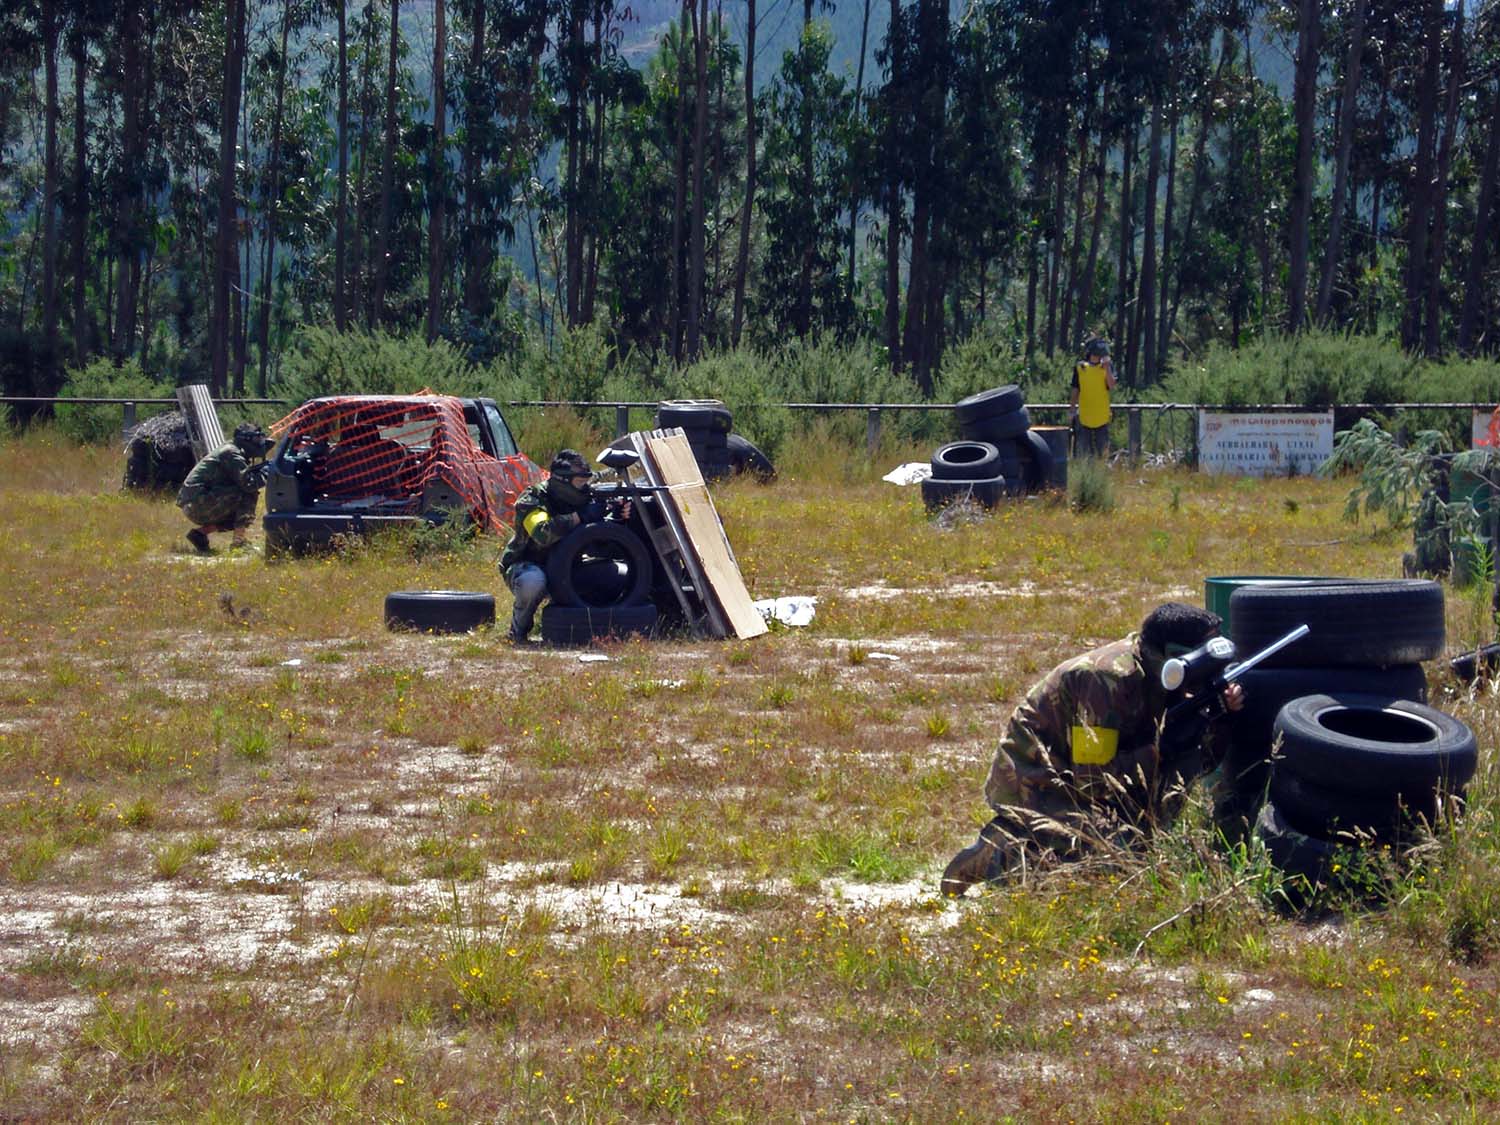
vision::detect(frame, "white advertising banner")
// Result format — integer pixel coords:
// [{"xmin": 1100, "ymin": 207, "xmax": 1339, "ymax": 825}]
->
[
  {"xmin": 1197, "ymin": 411, "xmax": 1334, "ymax": 476},
  {"xmin": 1471, "ymin": 408, "xmax": 1499, "ymax": 449}
]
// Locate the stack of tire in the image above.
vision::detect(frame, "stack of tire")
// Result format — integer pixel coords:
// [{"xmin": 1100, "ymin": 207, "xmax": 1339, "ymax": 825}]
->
[
  {"xmin": 1216, "ymin": 579, "xmax": 1476, "ymax": 894},
  {"xmin": 922, "ymin": 385, "xmax": 1062, "ymax": 511},
  {"xmin": 653, "ymin": 400, "xmax": 776, "ymax": 482},
  {"xmin": 122, "ymin": 411, "xmax": 198, "ymax": 492},
  {"xmin": 536, "ymin": 520, "xmax": 659, "ymax": 644}
]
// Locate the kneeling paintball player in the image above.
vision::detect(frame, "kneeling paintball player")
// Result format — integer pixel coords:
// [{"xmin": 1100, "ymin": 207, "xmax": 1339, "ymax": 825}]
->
[
  {"xmin": 176, "ymin": 423, "xmax": 272, "ymax": 554},
  {"xmin": 942, "ymin": 602, "xmax": 1245, "ymax": 896}
]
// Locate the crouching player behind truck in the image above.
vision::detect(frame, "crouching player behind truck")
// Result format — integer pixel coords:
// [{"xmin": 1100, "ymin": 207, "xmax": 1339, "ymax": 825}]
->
[
  {"xmin": 176, "ymin": 423, "xmax": 272, "ymax": 554},
  {"xmin": 942, "ymin": 602, "xmax": 1246, "ymax": 896}
]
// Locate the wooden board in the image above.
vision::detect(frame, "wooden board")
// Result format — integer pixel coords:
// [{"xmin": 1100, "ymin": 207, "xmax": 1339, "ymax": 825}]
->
[
  {"xmin": 176, "ymin": 384, "xmax": 226, "ymax": 459},
  {"xmin": 642, "ymin": 431, "xmax": 768, "ymax": 640}
]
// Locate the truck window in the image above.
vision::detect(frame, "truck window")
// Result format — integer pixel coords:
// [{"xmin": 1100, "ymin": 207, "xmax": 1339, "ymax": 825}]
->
[{"xmin": 483, "ymin": 402, "xmax": 519, "ymax": 457}]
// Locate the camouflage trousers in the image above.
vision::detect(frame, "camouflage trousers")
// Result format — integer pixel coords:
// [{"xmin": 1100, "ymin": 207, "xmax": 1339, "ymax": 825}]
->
[{"xmin": 179, "ymin": 487, "xmax": 257, "ymax": 530}]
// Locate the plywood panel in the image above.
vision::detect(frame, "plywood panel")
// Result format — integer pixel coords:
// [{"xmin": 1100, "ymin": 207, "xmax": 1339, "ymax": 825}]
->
[{"xmin": 642, "ymin": 431, "xmax": 768, "ymax": 640}]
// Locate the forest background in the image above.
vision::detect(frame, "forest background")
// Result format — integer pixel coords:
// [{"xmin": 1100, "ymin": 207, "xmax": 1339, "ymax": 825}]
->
[{"xmin": 2, "ymin": 0, "xmax": 1499, "ymax": 441}]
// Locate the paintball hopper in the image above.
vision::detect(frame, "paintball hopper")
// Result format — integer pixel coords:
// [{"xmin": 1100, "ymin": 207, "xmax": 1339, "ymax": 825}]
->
[
  {"xmin": 1161, "ymin": 636, "xmax": 1237, "ymax": 693},
  {"xmin": 597, "ymin": 447, "xmax": 641, "ymax": 473}
]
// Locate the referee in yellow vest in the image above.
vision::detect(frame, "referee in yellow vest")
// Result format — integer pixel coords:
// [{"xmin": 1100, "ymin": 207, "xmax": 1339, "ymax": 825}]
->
[{"xmin": 1070, "ymin": 338, "xmax": 1117, "ymax": 460}]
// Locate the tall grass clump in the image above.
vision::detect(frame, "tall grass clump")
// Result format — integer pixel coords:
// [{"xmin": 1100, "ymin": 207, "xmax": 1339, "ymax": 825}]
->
[
  {"xmin": 1069, "ymin": 455, "xmax": 1115, "ymax": 513},
  {"xmin": 55, "ymin": 358, "xmax": 172, "ymax": 444}
]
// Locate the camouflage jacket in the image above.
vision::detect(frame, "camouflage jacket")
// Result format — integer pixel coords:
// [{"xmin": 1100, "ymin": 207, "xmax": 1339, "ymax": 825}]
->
[
  {"xmin": 983, "ymin": 633, "xmax": 1228, "ymax": 829},
  {"xmin": 177, "ymin": 442, "xmax": 263, "ymax": 504},
  {"xmin": 499, "ymin": 480, "xmax": 585, "ymax": 577}
]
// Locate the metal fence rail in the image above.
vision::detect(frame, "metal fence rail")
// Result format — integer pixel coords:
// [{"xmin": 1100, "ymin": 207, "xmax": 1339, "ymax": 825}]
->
[{"xmin": 4, "ymin": 395, "xmax": 1494, "ymax": 459}]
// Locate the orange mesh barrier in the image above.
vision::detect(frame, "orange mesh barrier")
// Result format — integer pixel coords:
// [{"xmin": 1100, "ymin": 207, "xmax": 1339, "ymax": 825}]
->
[{"xmin": 269, "ymin": 393, "xmax": 540, "ymax": 532}]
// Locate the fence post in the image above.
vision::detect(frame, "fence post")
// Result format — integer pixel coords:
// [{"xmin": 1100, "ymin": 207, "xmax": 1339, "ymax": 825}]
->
[
  {"xmin": 1127, "ymin": 408, "xmax": 1142, "ymax": 463},
  {"xmin": 615, "ymin": 404, "xmax": 630, "ymax": 438},
  {"xmin": 122, "ymin": 401, "xmax": 137, "ymax": 439},
  {"xmin": 866, "ymin": 407, "xmax": 882, "ymax": 455}
]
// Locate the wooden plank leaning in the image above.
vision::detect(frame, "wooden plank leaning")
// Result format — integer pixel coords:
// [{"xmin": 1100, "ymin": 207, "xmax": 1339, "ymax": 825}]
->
[
  {"xmin": 175, "ymin": 384, "xmax": 227, "ymax": 459},
  {"xmin": 640, "ymin": 429, "xmax": 768, "ymax": 640}
]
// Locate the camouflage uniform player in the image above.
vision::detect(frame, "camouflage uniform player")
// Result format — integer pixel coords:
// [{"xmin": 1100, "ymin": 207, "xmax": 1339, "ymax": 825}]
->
[
  {"xmin": 499, "ymin": 449, "xmax": 629, "ymax": 643},
  {"xmin": 176, "ymin": 423, "xmax": 272, "ymax": 554},
  {"xmin": 942, "ymin": 603, "xmax": 1243, "ymax": 896}
]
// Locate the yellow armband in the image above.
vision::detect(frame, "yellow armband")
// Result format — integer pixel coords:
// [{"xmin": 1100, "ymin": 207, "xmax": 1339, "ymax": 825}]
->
[
  {"xmin": 1071, "ymin": 724, "xmax": 1119, "ymax": 766},
  {"xmin": 522, "ymin": 509, "xmax": 551, "ymax": 537}
]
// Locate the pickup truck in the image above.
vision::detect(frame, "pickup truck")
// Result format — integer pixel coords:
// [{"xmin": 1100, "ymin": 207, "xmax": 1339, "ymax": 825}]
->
[{"xmin": 261, "ymin": 394, "xmax": 542, "ymax": 554}]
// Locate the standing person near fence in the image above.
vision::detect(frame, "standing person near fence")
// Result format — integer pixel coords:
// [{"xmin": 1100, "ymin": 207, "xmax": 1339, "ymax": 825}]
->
[{"xmin": 1070, "ymin": 338, "xmax": 1117, "ymax": 460}]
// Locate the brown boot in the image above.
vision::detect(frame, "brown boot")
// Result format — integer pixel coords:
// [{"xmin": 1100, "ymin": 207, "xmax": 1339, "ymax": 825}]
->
[
  {"xmin": 186, "ymin": 528, "xmax": 212, "ymax": 554},
  {"xmin": 941, "ymin": 838, "xmax": 1003, "ymax": 897}
]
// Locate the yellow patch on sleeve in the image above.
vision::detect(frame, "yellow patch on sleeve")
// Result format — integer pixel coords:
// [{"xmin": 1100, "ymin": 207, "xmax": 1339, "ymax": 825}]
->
[
  {"xmin": 1071, "ymin": 724, "xmax": 1119, "ymax": 766},
  {"xmin": 522, "ymin": 509, "xmax": 551, "ymax": 537}
]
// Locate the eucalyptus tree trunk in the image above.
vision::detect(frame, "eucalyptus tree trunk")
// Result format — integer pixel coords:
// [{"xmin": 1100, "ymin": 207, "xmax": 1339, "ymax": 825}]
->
[
  {"xmin": 41, "ymin": 0, "xmax": 59, "ymax": 378},
  {"xmin": 1286, "ymin": 0, "xmax": 1320, "ymax": 334},
  {"xmin": 686, "ymin": 0, "xmax": 709, "ymax": 359},
  {"xmin": 210, "ymin": 0, "xmax": 246, "ymax": 396},
  {"xmin": 731, "ymin": 0, "xmax": 756, "ymax": 346},
  {"xmin": 335, "ymin": 0, "xmax": 349, "ymax": 331},
  {"xmin": 1423, "ymin": 0, "xmax": 1464, "ymax": 357},
  {"xmin": 1402, "ymin": 0, "xmax": 1442, "ymax": 350},
  {"xmin": 371, "ymin": 0, "xmax": 401, "ymax": 327},
  {"xmin": 426, "ymin": 0, "xmax": 446, "ymax": 341},
  {"xmin": 1315, "ymin": 0, "xmax": 1366, "ymax": 325},
  {"xmin": 113, "ymin": 1, "xmax": 143, "ymax": 358},
  {"xmin": 1458, "ymin": 79, "xmax": 1500, "ymax": 354},
  {"xmin": 70, "ymin": 18, "xmax": 88, "ymax": 364},
  {"xmin": 258, "ymin": 1, "xmax": 293, "ymax": 393},
  {"xmin": 1137, "ymin": 101, "xmax": 1162, "ymax": 383}
]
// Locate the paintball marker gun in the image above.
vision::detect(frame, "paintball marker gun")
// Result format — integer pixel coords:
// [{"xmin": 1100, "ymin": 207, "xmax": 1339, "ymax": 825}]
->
[{"xmin": 1161, "ymin": 623, "xmax": 1311, "ymax": 726}]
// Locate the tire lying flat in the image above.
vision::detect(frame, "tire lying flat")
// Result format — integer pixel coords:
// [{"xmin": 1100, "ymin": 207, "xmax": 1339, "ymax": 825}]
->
[
  {"xmin": 931, "ymin": 440, "xmax": 1002, "ymax": 480},
  {"xmin": 1228, "ymin": 579, "xmax": 1445, "ymax": 667},
  {"xmin": 1268, "ymin": 767, "xmax": 1443, "ymax": 840},
  {"xmin": 921, "ymin": 474, "xmax": 1007, "ymax": 510},
  {"xmin": 1272, "ymin": 692, "xmax": 1478, "ymax": 795},
  {"xmin": 954, "ymin": 385, "xmax": 1024, "ymax": 424},
  {"xmin": 385, "ymin": 590, "xmax": 496, "ymax": 633},
  {"xmin": 959, "ymin": 406, "xmax": 1032, "ymax": 444}
]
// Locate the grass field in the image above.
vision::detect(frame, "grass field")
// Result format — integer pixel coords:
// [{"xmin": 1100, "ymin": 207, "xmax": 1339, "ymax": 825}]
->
[{"xmin": 3, "ymin": 427, "xmax": 1499, "ymax": 1121}]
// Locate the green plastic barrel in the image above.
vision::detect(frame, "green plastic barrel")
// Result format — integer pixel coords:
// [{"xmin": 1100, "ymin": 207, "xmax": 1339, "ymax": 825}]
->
[{"xmin": 1203, "ymin": 575, "xmax": 1341, "ymax": 625}]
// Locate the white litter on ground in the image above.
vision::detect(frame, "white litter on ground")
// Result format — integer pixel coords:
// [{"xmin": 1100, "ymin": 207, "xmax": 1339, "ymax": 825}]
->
[
  {"xmin": 882, "ymin": 462, "xmax": 932, "ymax": 486},
  {"xmin": 754, "ymin": 596, "xmax": 817, "ymax": 627},
  {"xmin": 578, "ymin": 653, "xmax": 610, "ymax": 663}
]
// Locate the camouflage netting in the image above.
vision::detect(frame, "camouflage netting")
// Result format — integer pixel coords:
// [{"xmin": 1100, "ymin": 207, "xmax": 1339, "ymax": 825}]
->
[{"xmin": 122, "ymin": 411, "xmax": 197, "ymax": 493}]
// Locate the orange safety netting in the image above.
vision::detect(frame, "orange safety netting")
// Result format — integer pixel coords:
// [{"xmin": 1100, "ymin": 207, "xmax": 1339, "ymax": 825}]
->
[{"xmin": 268, "ymin": 392, "xmax": 539, "ymax": 533}]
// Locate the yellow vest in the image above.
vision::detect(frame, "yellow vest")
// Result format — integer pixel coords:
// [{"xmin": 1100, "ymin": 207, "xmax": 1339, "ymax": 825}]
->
[{"xmin": 1075, "ymin": 363, "xmax": 1112, "ymax": 428}]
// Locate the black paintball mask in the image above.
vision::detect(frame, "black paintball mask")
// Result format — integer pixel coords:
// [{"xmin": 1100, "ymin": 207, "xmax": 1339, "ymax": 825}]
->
[
  {"xmin": 547, "ymin": 449, "xmax": 596, "ymax": 506},
  {"xmin": 234, "ymin": 423, "xmax": 269, "ymax": 459}
]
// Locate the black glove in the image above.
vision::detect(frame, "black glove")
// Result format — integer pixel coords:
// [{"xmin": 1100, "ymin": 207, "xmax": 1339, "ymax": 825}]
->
[{"xmin": 579, "ymin": 500, "xmax": 607, "ymax": 523}]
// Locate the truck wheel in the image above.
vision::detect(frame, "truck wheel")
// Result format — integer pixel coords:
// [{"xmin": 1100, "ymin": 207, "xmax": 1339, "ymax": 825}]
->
[
  {"xmin": 930, "ymin": 441, "xmax": 1001, "ymax": 480},
  {"xmin": 385, "ymin": 590, "xmax": 496, "ymax": 633},
  {"xmin": 539, "ymin": 603, "xmax": 659, "ymax": 645},
  {"xmin": 545, "ymin": 522, "xmax": 653, "ymax": 609},
  {"xmin": 954, "ymin": 385, "xmax": 1024, "ymax": 424},
  {"xmin": 1272, "ymin": 693, "xmax": 1477, "ymax": 795},
  {"xmin": 1228, "ymin": 580, "xmax": 1445, "ymax": 666}
]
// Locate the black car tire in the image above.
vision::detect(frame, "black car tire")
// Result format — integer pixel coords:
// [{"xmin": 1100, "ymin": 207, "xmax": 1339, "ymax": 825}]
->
[
  {"xmin": 954, "ymin": 385, "xmax": 1025, "ymax": 424},
  {"xmin": 1228, "ymin": 580, "xmax": 1445, "ymax": 667},
  {"xmin": 1450, "ymin": 642, "xmax": 1500, "ymax": 685},
  {"xmin": 960, "ymin": 406, "xmax": 1033, "ymax": 444},
  {"xmin": 385, "ymin": 590, "xmax": 497, "ymax": 633},
  {"xmin": 931, "ymin": 441, "xmax": 1003, "ymax": 480},
  {"xmin": 1019, "ymin": 429, "xmax": 1055, "ymax": 490},
  {"xmin": 656, "ymin": 400, "xmax": 733, "ymax": 434},
  {"xmin": 1272, "ymin": 692, "xmax": 1478, "ymax": 794},
  {"xmin": 727, "ymin": 433, "xmax": 777, "ymax": 481},
  {"xmin": 921, "ymin": 475, "xmax": 1007, "ymax": 510},
  {"xmin": 1219, "ymin": 663, "xmax": 1429, "ymax": 802},
  {"xmin": 545, "ymin": 521, "xmax": 653, "ymax": 609},
  {"xmin": 1256, "ymin": 800, "xmax": 1340, "ymax": 884},
  {"xmin": 539, "ymin": 603, "xmax": 659, "ymax": 645},
  {"xmin": 1268, "ymin": 768, "xmax": 1442, "ymax": 840}
]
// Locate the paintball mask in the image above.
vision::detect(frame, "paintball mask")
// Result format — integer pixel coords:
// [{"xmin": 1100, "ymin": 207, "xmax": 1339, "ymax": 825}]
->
[
  {"xmin": 547, "ymin": 449, "xmax": 596, "ymax": 506},
  {"xmin": 1085, "ymin": 337, "xmax": 1111, "ymax": 361},
  {"xmin": 234, "ymin": 423, "xmax": 269, "ymax": 459}
]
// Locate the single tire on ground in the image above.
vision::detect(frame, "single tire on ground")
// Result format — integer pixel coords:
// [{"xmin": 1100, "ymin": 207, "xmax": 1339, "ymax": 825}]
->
[
  {"xmin": 727, "ymin": 433, "xmax": 776, "ymax": 480},
  {"xmin": 1450, "ymin": 641, "xmax": 1500, "ymax": 684},
  {"xmin": 1030, "ymin": 425, "xmax": 1070, "ymax": 489},
  {"xmin": 1219, "ymin": 663, "xmax": 1429, "ymax": 806},
  {"xmin": 385, "ymin": 590, "xmax": 496, "ymax": 633},
  {"xmin": 545, "ymin": 521, "xmax": 653, "ymax": 609},
  {"xmin": 1272, "ymin": 692, "xmax": 1478, "ymax": 795},
  {"xmin": 921, "ymin": 475, "xmax": 1007, "ymax": 511},
  {"xmin": 1228, "ymin": 580, "xmax": 1445, "ymax": 667},
  {"xmin": 931, "ymin": 440, "xmax": 1003, "ymax": 480},
  {"xmin": 1268, "ymin": 767, "xmax": 1444, "ymax": 841},
  {"xmin": 960, "ymin": 406, "xmax": 1032, "ymax": 444},
  {"xmin": 539, "ymin": 602, "xmax": 659, "ymax": 645},
  {"xmin": 656, "ymin": 400, "xmax": 733, "ymax": 434},
  {"xmin": 954, "ymin": 385, "xmax": 1025, "ymax": 425}
]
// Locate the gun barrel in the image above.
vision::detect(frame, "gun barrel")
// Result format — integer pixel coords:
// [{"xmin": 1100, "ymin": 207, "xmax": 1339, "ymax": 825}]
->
[{"xmin": 1222, "ymin": 623, "xmax": 1310, "ymax": 681}]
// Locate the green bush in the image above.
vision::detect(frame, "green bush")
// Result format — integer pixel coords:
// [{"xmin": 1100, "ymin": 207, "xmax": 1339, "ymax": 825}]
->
[
  {"xmin": 277, "ymin": 327, "xmax": 486, "ymax": 403},
  {"xmin": 1068, "ymin": 455, "xmax": 1115, "ymax": 513},
  {"xmin": 55, "ymin": 358, "xmax": 171, "ymax": 445}
]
